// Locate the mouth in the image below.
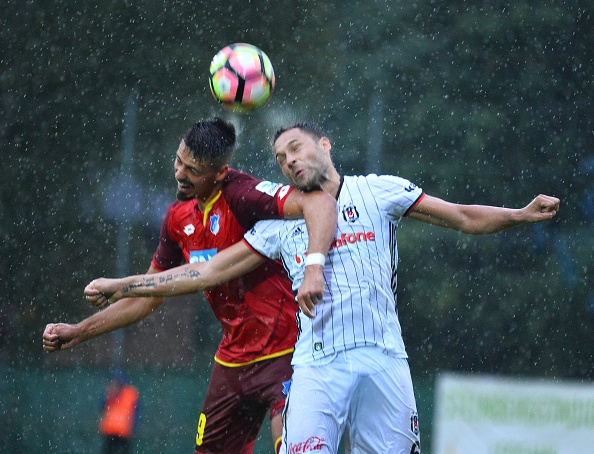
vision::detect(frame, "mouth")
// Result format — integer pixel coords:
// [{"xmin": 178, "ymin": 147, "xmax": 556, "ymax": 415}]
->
[
  {"xmin": 293, "ymin": 169, "xmax": 305, "ymax": 180},
  {"xmin": 177, "ymin": 181, "xmax": 193, "ymax": 194}
]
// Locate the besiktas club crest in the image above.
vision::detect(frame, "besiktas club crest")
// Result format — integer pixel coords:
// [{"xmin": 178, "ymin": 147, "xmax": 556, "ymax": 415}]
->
[{"xmin": 342, "ymin": 204, "xmax": 359, "ymax": 223}]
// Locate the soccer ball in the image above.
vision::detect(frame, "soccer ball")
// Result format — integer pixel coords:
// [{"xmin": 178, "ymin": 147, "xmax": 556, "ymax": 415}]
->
[{"xmin": 208, "ymin": 43, "xmax": 275, "ymax": 113}]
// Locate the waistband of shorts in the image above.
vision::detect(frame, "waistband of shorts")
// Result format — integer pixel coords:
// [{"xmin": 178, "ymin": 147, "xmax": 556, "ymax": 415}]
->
[{"xmin": 214, "ymin": 347, "xmax": 294, "ymax": 368}]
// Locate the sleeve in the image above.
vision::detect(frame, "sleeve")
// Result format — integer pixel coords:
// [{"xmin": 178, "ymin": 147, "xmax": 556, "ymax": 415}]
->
[
  {"xmin": 151, "ymin": 205, "xmax": 185, "ymax": 271},
  {"xmin": 366, "ymin": 174, "xmax": 424, "ymax": 222},
  {"xmin": 242, "ymin": 219, "xmax": 283, "ymax": 260},
  {"xmin": 223, "ymin": 169, "xmax": 294, "ymax": 231}
]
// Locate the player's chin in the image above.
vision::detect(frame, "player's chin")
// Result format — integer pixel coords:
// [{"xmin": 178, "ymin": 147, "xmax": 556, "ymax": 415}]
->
[
  {"xmin": 176, "ymin": 190, "xmax": 194, "ymax": 201},
  {"xmin": 298, "ymin": 183, "xmax": 323, "ymax": 193}
]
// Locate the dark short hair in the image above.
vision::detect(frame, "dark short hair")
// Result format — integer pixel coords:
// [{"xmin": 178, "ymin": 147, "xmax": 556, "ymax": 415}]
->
[
  {"xmin": 182, "ymin": 117, "xmax": 236, "ymax": 168},
  {"xmin": 273, "ymin": 122, "xmax": 325, "ymax": 146}
]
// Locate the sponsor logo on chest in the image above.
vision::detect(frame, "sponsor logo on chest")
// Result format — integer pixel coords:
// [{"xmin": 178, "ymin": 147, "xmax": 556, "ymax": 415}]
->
[{"xmin": 189, "ymin": 249, "xmax": 218, "ymax": 263}]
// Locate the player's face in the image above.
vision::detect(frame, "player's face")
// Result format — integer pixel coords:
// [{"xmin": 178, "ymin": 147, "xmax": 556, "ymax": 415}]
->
[
  {"xmin": 174, "ymin": 141, "xmax": 225, "ymax": 203},
  {"xmin": 273, "ymin": 129, "xmax": 330, "ymax": 191}
]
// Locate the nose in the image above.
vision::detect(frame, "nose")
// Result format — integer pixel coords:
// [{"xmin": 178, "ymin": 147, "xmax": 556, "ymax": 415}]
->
[
  {"xmin": 175, "ymin": 164, "xmax": 186, "ymax": 180},
  {"xmin": 287, "ymin": 154, "xmax": 297, "ymax": 168}
]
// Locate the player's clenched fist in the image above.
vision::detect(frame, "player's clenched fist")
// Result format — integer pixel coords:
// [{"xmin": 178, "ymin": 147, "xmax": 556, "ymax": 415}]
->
[
  {"xmin": 84, "ymin": 278, "xmax": 123, "ymax": 308},
  {"xmin": 523, "ymin": 194, "xmax": 560, "ymax": 222},
  {"xmin": 42, "ymin": 323, "xmax": 77, "ymax": 352},
  {"xmin": 296, "ymin": 265, "xmax": 325, "ymax": 318},
  {"xmin": 84, "ymin": 280, "xmax": 110, "ymax": 309}
]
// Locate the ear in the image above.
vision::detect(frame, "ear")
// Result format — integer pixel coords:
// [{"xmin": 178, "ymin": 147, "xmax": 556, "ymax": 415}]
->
[
  {"xmin": 215, "ymin": 164, "xmax": 230, "ymax": 183},
  {"xmin": 320, "ymin": 137, "xmax": 332, "ymax": 155}
]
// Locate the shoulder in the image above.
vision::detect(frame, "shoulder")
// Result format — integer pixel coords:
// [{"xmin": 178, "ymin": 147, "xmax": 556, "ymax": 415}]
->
[
  {"xmin": 224, "ymin": 168, "xmax": 259, "ymax": 184},
  {"xmin": 223, "ymin": 168, "xmax": 285, "ymax": 198},
  {"xmin": 221, "ymin": 168, "xmax": 287, "ymax": 230},
  {"xmin": 346, "ymin": 173, "xmax": 418, "ymax": 190},
  {"xmin": 165, "ymin": 199, "xmax": 196, "ymax": 219},
  {"xmin": 345, "ymin": 174, "xmax": 422, "ymax": 197},
  {"xmin": 342, "ymin": 174, "xmax": 423, "ymax": 218}
]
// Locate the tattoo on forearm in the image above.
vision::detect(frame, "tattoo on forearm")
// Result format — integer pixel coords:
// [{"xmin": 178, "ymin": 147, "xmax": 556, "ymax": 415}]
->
[
  {"xmin": 120, "ymin": 270, "xmax": 202, "ymax": 295},
  {"xmin": 122, "ymin": 277, "xmax": 156, "ymax": 294}
]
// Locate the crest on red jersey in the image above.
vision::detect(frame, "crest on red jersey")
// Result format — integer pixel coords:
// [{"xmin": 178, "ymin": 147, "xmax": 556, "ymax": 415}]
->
[{"xmin": 210, "ymin": 214, "xmax": 220, "ymax": 235}]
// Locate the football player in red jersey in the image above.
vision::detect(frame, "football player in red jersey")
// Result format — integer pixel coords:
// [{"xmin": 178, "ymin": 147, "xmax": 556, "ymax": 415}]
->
[{"xmin": 42, "ymin": 118, "xmax": 337, "ymax": 454}]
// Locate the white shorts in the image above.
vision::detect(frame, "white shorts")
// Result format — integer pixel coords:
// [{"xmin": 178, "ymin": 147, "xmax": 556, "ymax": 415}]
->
[{"xmin": 280, "ymin": 346, "xmax": 421, "ymax": 454}]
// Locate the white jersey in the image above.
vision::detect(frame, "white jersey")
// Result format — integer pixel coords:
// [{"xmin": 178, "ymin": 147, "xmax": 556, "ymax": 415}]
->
[{"xmin": 244, "ymin": 174, "xmax": 424, "ymax": 366}]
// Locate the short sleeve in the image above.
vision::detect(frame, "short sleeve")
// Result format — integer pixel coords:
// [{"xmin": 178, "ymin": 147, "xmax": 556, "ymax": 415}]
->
[
  {"xmin": 222, "ymin": 169, "xmax": 294, "ymax": 231},
  {"xmin": 365, "ymin": 174, "xmax": 423, "ymax": 222},
  {"xmin": 243, "ymin": 219, "xmax": 284, "ymax": 260},
  {"xmin": 151, "ymin": 204, "xmax": 184, "ymax": 270}
]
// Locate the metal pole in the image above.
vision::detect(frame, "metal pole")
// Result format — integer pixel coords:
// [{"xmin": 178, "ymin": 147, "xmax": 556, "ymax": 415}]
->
[{"xmin": 112, "ymin": 90, "xmax": 138, "ymax": 368}]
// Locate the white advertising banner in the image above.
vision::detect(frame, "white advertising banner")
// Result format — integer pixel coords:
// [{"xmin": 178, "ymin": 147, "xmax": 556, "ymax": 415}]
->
[{"xmin": 433, "ymin": 373, "xmax": 594, "ymax": 454}]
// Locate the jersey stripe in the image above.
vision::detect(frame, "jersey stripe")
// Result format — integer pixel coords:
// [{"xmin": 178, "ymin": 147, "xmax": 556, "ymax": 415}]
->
[{"xmin": 244, "ymin": 174, "xmax": 424, "ymax": 365}]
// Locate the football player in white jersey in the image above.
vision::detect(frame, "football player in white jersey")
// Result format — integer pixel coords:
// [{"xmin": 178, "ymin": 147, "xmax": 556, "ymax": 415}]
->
[{"xmin": 84, "ymin": 123, "xmax": 560, "ymax": 454}]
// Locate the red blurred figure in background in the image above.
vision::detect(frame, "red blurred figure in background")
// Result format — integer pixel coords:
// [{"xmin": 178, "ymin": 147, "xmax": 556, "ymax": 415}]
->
[{"xmin": 99, "ymin": 370, "xmax": 140, "ymax": 454}]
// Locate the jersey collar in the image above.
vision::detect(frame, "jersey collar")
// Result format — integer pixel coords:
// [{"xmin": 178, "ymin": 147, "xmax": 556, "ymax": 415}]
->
[
  {"xmin": 335, "ymin": 175, "xmax": 344, "ymax": 200},
  {"xmin": 201, "ymin": 190, "xmax": 222, "ymax": 226}
]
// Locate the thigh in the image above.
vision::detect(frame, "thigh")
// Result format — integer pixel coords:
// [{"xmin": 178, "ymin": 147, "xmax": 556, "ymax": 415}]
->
[
  {"xmin": 280, "ymin": 358, "xmax": 355, "ymax": 454},
  {"xmin": 347, "ymin": 354, "xmax": 421, "ymax": 454},
  {"xmin": 242, "ymin": 352, "xmax": 294, "ymax": 421},
  {"xmin": 196, "ymin": 356, "xmax": 293, "ymax": 454},
  {"xmin": 196, "ymin": 362, "xmax": 261, "ymax": 454}
]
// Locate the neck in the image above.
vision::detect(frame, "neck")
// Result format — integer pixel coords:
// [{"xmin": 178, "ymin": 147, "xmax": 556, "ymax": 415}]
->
[
  {"xmin": 195, "ymin": 183, "xmax": 223, "ymax": 212},
  {"xmin": 321, "ymin": 168, "xmax": 341, "ymax": 199}
]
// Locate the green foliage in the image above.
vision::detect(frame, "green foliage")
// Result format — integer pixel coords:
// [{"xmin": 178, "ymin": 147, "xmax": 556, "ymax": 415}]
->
[
  {"xmin": 399, "ymin": 224, "xmax": 593, "ymax": 380},
  {"xmin": 1, "ymin": 0, "xmax": 592, "ymax": 383}
]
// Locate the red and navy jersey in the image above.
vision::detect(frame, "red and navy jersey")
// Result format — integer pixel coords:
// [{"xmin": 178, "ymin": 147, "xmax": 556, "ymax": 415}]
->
[{"xmin": 152, "ymin": 169, "xmax": 298, "ymax": 365}]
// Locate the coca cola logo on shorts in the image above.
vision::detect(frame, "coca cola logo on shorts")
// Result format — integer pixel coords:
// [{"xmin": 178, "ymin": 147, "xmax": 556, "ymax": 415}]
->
[{"xmin": 287, "ymin": 436, "xmax": 325, "ymax": 453}]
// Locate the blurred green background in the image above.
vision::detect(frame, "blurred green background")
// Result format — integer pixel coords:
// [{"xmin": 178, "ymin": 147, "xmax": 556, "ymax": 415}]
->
[{"xmin": 1, "ymin": 0, "xmax": 592, "ymax": 452}]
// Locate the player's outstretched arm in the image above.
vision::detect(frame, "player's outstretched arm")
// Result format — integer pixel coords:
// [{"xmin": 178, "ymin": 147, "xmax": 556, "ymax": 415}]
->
[
  {"xmin": 282, "ymin": 190, "xmax": 337, "ymax": 317},
  {"xmin": 43, "ymin": 267, "xmax": 165, "ymax": 353},
  {"xmin": 408, "ymin": 194, "xmax": 560, "ymax": 234},
  {"xmin": 85, "ymin": 241, "xmax": 265, "ymax": 305},
  {"xmin": 42, "ymin": 296, "xmax": 159, "ymax": 353}
]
